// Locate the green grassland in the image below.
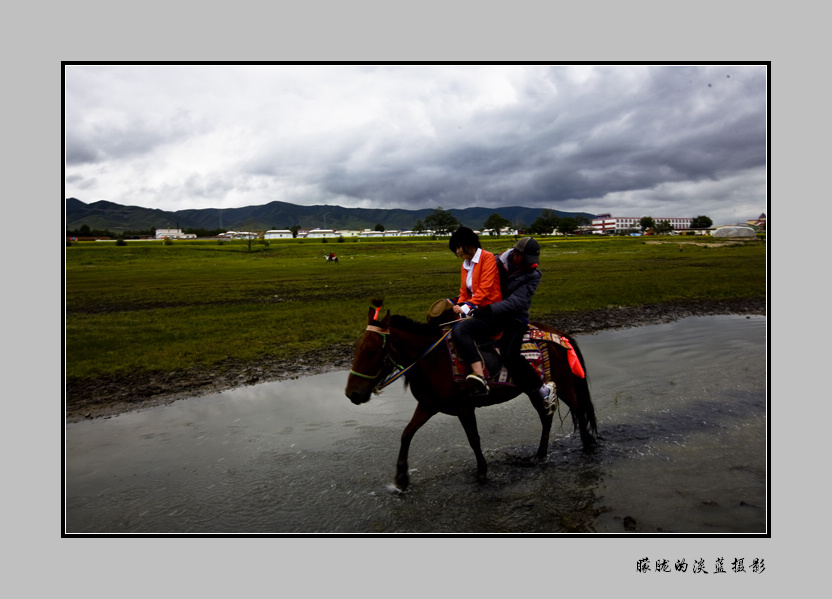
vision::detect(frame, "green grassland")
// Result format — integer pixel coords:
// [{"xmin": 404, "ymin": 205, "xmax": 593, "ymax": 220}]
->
[{"xmin": 65, "ymin": 236, "xmax": 766, "ymax": 382}]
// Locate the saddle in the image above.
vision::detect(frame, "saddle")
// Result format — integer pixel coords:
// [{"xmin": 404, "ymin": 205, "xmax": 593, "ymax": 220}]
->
[
  {"xmin": 445, "ymin": 325, "xmax": 547, "ymax": 387},
  {"xmin": 444, "ymin": 323, "xmax": 585, "ymax": 388},
  {"xmin": 428, "ymin": 300, "xmax": 585, "ymax": 386}
]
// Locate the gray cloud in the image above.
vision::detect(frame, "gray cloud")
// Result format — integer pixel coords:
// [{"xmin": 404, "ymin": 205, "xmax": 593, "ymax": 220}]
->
[{"xmin": 64, "ymin": 64, "xmax": 767, "ymax": 224}]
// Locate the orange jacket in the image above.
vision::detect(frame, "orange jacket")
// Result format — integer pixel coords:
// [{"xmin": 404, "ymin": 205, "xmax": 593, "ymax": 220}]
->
[{"xmin": 456, "ymin": 249, "xmax": 502, "ymax": 308}]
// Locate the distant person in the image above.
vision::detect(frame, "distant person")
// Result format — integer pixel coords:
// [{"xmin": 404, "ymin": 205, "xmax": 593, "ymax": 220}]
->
[{"xmin": 448, "ymin": 227, "xmax": 502, "ymax": 395}]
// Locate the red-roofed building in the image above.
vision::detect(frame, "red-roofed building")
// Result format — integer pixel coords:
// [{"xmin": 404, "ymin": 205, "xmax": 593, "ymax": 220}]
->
[{"xmin": 747, "ymin": 213, "xmax": 766, "ymax": 231}]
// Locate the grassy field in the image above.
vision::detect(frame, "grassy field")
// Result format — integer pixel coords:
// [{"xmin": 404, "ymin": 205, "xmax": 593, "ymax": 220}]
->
[{"xmin": 65, "ymin": 235, "xmax": 766, "ymax": 382}]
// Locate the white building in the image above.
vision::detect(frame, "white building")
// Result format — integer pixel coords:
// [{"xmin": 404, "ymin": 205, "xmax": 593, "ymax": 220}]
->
[
  {"xmin": 264, "ymin": 229, "xmax": 293, "ymax": 239},
  {"xmin": 591, "ymin": 214, "xmax": 693, "ymax": 234},
  {"xmin": 219, "ymin": 230, "xmax": 257, "ymax": 240},
  {"xmin": 480, "ymin": 228, "xmax": 520, "ymax": 237},
  {"xmin": 358, "ymin": 229, "xmax": 386, "ymax": 238},
  {"xmin": 299, "ymin": 228, "xmax": 340, "ymax": 238},
  {"xmin": 399, "ymin": 230, "xmax": 436, "ymax": 237},
  {"xmin": 156, "ymin": 228, "xmax": 185, "ymax": 239}
]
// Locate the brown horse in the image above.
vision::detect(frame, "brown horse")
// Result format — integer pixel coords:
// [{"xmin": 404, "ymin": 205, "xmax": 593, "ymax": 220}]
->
[{"xmin": 345, "ymin": 303, "xmax": 598, "ymax": 490}]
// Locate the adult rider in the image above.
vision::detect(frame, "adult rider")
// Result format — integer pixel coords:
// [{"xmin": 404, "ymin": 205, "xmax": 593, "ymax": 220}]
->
[{"xmin": 470, "ymin": 237, "xmax": 556, "ymax": 409}]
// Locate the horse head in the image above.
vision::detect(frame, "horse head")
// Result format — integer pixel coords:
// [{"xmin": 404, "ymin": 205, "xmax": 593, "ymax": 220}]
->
[{"xmin": 345, "ymin": 305, "xmax": 391, "ymax": 405}]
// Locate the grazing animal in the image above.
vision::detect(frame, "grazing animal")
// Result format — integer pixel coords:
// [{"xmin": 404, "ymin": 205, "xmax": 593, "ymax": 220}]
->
[{"xmin": 345, "ymin": 302, "xmax": 597, "ymax": 490}]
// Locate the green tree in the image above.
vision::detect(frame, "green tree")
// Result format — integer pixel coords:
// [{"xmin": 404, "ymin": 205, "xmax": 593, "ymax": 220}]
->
[
  {"xmin": 557, "ymin": 217, "xmax": 579, "ymax": 235},
  {"xmin": 483, "ymin": 213, "xmax": 512, "ymax": 237},
  {"xmin": 691, "ymin": 215, "xmax": 713, "ymax": 229},
  {"xmin": 412, "ymin": 219, "xmax": 427, "ymax": 234},
  {"xmin": 374, "ymin": 223, "xmax": 385, "ymax": 232},
  {"xmin": 424, "ymin": 207, "xmax": 461, "ymax": 236},
  {"xmin": 640, "ymin": 216, "xmax": 655, "ymax": 232},
  {"xmin": 183, "ymin": 227, "xmax": 224, "ymax": 238},
  {"xmin": 528, "ymin": 209, "xmax": 559, "ymax": 235},
  {"xmin": 654, "ymin": 220, "xmax": 674, "ymax": 234}
]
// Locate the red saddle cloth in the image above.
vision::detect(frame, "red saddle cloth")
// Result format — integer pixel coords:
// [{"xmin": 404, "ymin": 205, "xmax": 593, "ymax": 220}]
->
[{"xmin": 528, "ymin": 328, "xmax": 585, "ymax": 379}]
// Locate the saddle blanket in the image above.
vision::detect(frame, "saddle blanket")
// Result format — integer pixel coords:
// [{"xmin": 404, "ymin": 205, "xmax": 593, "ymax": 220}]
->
[{"xmin": 447, "ymin": 325, "xmax": 585, "ymax": 385}]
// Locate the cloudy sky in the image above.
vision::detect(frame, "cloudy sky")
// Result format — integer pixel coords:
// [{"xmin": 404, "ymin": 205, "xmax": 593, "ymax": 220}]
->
[{"xmin": 64, "ymin": 64, "xmax": 767, "ymax": 225}]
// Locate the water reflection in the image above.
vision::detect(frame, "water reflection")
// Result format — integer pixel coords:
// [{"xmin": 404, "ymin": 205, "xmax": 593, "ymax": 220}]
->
[{"xmin": 65, "ymin": 314, "xmax": 767, "ymax": 534}]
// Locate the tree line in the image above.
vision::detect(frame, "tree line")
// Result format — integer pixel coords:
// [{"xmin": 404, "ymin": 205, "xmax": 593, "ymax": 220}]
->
[
  {"xmin": 66, "ymin": 224, "xmax": 227, "ymax": 239},
  {"xmin": 410, "ymin": 207, "xmax": 590, "ymax": 237},
  {"xmin": 67, "ymin": 209, "xmax": 712, "ymax": 241},
  {"xmin": 637, "ymin": 215, "xmax": 713, "ymax": 235}
]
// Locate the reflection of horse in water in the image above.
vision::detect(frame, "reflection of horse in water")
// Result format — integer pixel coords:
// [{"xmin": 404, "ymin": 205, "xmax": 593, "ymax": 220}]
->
[
  {"xmin": 345, "ymin": 302, "xmax": 597, "ymax": 491},
  {"xmin": 325, "ymin": 253, "xmax": 339, "ymax": 264}
]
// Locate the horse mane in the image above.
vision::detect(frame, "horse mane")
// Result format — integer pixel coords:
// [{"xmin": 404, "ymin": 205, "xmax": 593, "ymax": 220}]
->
[{"xmin": 390, "ymin": 314, "xmax": 443, "ymax": 339}]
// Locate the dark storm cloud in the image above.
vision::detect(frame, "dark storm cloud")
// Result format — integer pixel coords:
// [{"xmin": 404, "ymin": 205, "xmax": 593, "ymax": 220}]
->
[{"xmin": 313, "ymin": 65, "xmax": 766, "ymax": 216}]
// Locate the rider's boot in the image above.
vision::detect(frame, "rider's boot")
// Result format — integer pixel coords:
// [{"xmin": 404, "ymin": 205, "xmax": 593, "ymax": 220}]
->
[{"xmin": 466, "ymin": 373, "xmax": 490, "ymax": 396}]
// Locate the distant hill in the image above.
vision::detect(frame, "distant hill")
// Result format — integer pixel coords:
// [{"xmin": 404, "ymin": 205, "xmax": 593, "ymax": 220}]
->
[{"xmin": 65, "ymin": 197, "xmax": 596, "ymax": 234}]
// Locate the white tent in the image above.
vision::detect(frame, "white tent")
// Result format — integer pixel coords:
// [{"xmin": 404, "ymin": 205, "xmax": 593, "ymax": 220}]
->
[{"xmin": 713, "ymin": 226, "xmax": 756, "ymax": 238}]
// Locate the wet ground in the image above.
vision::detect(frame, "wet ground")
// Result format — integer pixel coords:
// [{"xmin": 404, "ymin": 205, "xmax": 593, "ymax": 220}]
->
[{"xmin": 65, "ymin": 313, "xmax": 767, "ymax": 535}]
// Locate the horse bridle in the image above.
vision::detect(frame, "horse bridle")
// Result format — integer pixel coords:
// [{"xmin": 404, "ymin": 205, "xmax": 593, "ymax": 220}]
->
[
  {"xmin": 348, "ymin": 324, "xmax": 396, "ymax": 383},
  {"xmin": 349, "ymin": 319, "xmax": 454, "ymax": 392}
]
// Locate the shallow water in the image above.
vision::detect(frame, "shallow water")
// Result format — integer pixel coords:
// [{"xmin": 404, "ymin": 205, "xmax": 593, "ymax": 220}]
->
[{"xmin": 64, "ymin": 314, "xmax": 767, "ymax": 535}]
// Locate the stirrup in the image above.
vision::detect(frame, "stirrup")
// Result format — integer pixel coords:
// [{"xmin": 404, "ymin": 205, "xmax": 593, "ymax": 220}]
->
[{"xmin": 466, "ymin": 374, "xmax": 490, "ymax": 395}]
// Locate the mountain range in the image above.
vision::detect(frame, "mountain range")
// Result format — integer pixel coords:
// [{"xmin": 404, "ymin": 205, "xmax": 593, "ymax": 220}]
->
[{"xmin": 65, "ymin": 198, "xmax": 596, "ymax": 233}]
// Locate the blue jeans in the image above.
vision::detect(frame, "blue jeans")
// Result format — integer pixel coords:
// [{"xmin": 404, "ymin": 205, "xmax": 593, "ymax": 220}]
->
[
  {"xmin": 451, "ymin": 317, "xmax": 500, "ymax": 366},
  {"xmin": 452, "ymin": 316, "xmax": 541, "ymax": 392}
]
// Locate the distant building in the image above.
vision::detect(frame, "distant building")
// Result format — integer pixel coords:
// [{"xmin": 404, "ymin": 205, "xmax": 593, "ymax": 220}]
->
[
  {"xmin": 747, "ymin": 213, "xmax": 766, "ymax": 231},
  {"xmin": 480, "ymin": 228, "xmax": 520, "ymax": 237},
  {"xmin": 591, "ymin": 214, "xmax": 693, "ymax": 234},
  {"xmin": 156, "ymin": 228, "xmax": 184, "ymax": 239},
  {"xmin": 358, "ymin": 229, "xmax": 385, "ymax": 238},
  {"xmin": 298, "ymin": 228, "xmax": 340, "ymax": 238},
  {"xmin": 264, "ymin": 229, "xmax": 293, "ymax": 239},
  {"xmin": 219, "ymin": 230, "xmax": 257, "ymax": 240}
]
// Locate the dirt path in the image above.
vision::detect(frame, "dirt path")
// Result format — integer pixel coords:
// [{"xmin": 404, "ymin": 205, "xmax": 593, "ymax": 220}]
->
[{"xmin": 65, "ymin": 297, "xmax": 766, "ymax": 422}]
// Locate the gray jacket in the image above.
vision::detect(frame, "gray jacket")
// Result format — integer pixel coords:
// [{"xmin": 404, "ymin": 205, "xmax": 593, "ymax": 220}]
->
[{"xmin": 488, "ymin": 249, "xmax": 542, "ymax": 324}]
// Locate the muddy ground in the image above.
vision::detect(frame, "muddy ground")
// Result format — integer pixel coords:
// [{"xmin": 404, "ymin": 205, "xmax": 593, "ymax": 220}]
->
[{"xmin": 65, "ymin": 297, "xmax": 766, "ymax": 423}]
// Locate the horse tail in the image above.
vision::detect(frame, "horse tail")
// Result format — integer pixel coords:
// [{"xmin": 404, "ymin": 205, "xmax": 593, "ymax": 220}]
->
[{"xmin": 563, "ymin": 333, "xmax": 598, "ymax": 439}]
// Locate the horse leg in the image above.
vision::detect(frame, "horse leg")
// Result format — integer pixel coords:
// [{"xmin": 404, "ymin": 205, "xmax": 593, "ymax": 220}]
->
[
  {"xmin": 575, "ymin": 403, "xmax": 597, "ymax": 449},
  {"xmin": 395, "ymin": 403, "xmax": 435, "ymax": 491},
  {"xmin": 527, "ymin": 392, "xmax": 554, "ymax": 460},
  {"xmin": 562, "ymin": 385, "xmax": 597, "ymax": 450},
  {"xmin": 457, "ymin": 407, "xmax": 488, "ymax": 482}
]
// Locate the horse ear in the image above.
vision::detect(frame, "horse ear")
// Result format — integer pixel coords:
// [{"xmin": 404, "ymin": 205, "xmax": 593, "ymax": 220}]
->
[
  {"xmin": 381, "ymin": 310, "xmax": 391, "ymax": 328},
  {"xmin": 367, "ymin": 306, "xmax": 376, "ymax": 323}
]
